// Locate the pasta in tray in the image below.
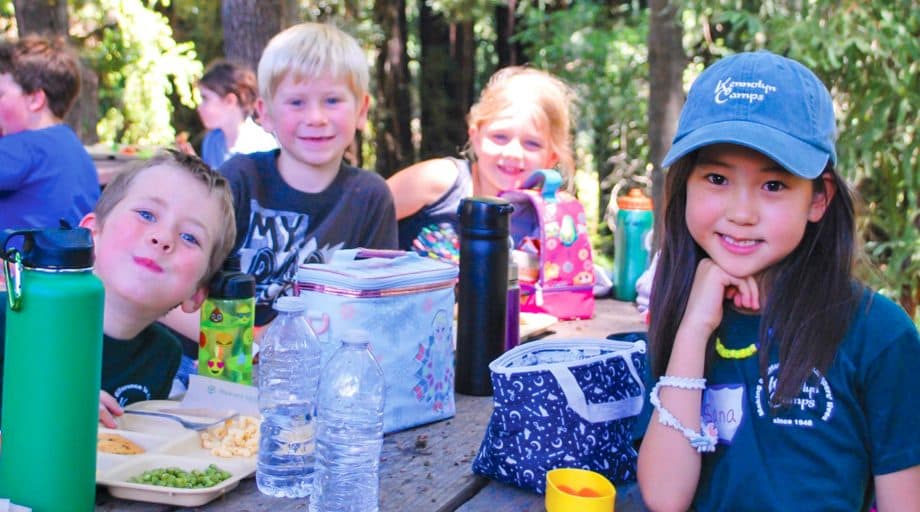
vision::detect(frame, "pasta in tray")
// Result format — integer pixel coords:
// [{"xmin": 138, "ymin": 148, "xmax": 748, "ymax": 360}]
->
[{"xmin": 199, "ymin": 415, "xmax": 260, "ymax": 457}]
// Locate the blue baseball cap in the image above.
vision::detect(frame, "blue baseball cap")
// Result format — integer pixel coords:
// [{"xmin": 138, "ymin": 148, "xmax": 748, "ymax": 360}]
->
[{"xmin": 662, "ymin": 51, "xmax": 837, "ymax": 179}]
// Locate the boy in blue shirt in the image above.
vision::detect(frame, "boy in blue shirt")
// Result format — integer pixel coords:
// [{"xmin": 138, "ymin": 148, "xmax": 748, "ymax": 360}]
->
[{"xmin": 0, "ymin": 34, "xmax": 99, "ymax": 231}]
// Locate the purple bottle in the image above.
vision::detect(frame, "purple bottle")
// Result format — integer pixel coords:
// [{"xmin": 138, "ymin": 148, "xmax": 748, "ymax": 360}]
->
[{"xmin": 505, "ymin": 260, "xmax": 520, "ymax": 352}]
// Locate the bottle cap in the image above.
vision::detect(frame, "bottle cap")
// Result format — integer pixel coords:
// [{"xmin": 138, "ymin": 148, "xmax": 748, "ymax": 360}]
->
[
  {"xmin": 616, "ymin": 188, "xmax": 653, "ymax": 210},
  {"xmin": 209, "ymin": 271, "xmax": 256, "ymax": 299},
  {"xmin": 2, "ymin": 227, "xmax": 95, "ymax": 270},
  {"xmin": 272, "ymin": 295, "xmax": 307, "ymax": 313},
  {"xmin": 342, "ymin": 329, "xmax": 371, "ymax": 345},
  {"xmin": 458, "ymin": 197, "xmax": 514, "ymax": 238},
  {"xmin": 222, "ymin": 254, "xmax": 242, "ymax": 272}
]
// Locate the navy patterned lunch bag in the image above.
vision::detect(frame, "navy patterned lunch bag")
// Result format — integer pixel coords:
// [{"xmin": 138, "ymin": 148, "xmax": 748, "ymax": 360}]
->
[{"xmin": 472, "ymin": 337, "xmax": 647, "ymax": 493}]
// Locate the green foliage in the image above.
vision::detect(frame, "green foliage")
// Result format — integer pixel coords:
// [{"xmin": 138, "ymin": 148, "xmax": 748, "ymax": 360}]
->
[
  {"xmin": 684, "ymin": 0, "xmax": 920, "ymax": 320},
  {"xmin": 73, "ymin": 0, "xmax": 201, "ymax": 146}
]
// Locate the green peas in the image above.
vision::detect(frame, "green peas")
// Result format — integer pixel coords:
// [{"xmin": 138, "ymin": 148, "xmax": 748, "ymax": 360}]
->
[{"xmin": 128, "ymin": 464, "xmax": 232, "ymax": 488}]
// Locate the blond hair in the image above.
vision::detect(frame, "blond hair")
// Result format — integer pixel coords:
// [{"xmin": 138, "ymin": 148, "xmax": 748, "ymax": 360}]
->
[
  {"xmin": 257, "ymin": 22, "xmax": 369, "ymax": 106},
  {"xmin": 94, "ymin": 150, "xmax": 236, "ymax": 287},
  {"xmin": 466, "ymin": 66, "xmax": 577, "ymax": 180}
]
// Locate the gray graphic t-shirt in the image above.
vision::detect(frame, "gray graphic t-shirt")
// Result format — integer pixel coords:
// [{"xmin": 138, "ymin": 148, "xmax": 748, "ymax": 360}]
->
[{"xmin": 220, "ymin": 150, "xmax": 398, "ymax": 324}]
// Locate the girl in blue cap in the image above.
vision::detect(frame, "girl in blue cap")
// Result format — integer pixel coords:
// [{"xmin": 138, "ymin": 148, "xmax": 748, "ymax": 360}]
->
[{"xmin": 636, "ymin": 51, "xmax": 920, "ymax": 511}]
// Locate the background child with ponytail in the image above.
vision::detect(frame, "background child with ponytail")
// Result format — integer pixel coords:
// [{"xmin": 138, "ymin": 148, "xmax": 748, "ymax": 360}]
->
[
  {"xmin": 637, "ymin": 51, "xmax": 920, "ymax": 512},
  {"xmin": 179, "ymin": 59, "xmax": 276, "ymax": 168}
]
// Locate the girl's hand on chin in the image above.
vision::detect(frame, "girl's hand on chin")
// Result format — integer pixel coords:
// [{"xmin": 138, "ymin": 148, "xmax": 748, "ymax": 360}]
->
[{"xmin": 685, "ymin": 258, "xmax": 761, "ymax": 334}]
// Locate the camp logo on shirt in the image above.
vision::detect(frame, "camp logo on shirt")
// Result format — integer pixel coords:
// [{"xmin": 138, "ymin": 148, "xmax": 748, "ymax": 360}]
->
[
  {"xmin": 113, "ymin": 383, "xmax": 152, "ymax": 407},
  {"xmin": 754, "ymin": 363, "xmax": 834, "ymax": 427}
]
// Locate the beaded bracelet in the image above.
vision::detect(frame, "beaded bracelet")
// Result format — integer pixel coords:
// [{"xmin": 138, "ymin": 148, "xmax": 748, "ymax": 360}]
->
[{"xmin": 650, "ymin": 376, "xmax": 718, "ymax": 453}]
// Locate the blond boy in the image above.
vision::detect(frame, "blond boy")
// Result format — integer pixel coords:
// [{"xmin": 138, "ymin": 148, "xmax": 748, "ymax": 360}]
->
[
  {"xmin": 82, "ymin": 151, "xmax": 235, "ymax": 425},
  {"xmin": 164, "ymin": 23, "xmax": 397, "ymax": 341}
]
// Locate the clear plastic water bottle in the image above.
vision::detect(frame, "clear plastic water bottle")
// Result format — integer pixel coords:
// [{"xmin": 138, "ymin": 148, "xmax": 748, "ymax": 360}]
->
[
  {"xmin": 310, "ymin": 330, "xmax": 386, "ymax": 512},
  {"xmin": 256, "ymin": 296, "xmax": 322, "ymax": 497}
]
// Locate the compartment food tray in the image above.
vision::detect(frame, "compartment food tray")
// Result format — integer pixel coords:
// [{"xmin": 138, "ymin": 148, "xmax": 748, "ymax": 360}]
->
[{"xmin": 96, "ymin": 400, "xmax": 256, "ymax": 507}]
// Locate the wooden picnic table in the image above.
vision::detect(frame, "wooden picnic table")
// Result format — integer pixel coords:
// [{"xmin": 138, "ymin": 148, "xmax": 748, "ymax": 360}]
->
[
  {"xmin": 95, "ymin": 297, "xmax": 650, "ymax": 512},
  {"xmin": 91, "ymin": 152, "xmax": 136, "ymax": 187}
]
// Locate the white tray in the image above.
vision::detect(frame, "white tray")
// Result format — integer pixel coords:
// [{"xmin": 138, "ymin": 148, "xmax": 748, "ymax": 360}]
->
[{"xmin": 97, "ymin": 400, "xmax": 256, "ymax": 507}]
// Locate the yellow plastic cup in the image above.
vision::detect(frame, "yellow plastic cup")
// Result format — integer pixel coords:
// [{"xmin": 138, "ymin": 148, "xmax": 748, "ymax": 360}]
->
[{"xmin": 545, "ymin": 468, "xmax": 616, "ymax": 512}]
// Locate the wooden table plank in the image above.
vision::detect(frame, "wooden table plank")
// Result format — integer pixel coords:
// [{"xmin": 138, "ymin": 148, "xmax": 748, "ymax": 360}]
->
[{"xmin": 96, "ymin": 394, "xmax": 494, "ymax": 511}]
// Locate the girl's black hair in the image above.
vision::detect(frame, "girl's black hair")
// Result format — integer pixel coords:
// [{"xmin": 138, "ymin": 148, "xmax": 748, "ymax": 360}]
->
[{"xmin": 648, "ymin": 151, "xmax": 863, "ymax": 406}]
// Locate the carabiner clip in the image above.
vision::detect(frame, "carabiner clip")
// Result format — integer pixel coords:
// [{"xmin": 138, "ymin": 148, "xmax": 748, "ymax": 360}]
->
[{"xmin": 4, "ymin": 248, "xmax": 23, "ymax": 311}]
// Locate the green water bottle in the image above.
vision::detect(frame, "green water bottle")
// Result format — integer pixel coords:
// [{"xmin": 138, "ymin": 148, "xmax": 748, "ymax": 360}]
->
[
  {"xmin": 613, "ymin": 188, "xmax": 654, "ymax": 302},
  {"xmin": 0, "ymin": 227, "xmax": 104, "ymax": 511}
]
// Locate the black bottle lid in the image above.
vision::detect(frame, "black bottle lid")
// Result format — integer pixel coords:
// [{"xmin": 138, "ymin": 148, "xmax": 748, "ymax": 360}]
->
[
  {"xmin": 1, "ymin": 227, "xmax": 94, "ymax": 270},
  {"xmin": 222, "ymin": 253, "xmax": 242, "ymax": 272},
  {"xmin": 208, "ymin": 255, "xmax": 255, "ymax": 299},
  {"xmin": 458, "ymin": 197, "xmax": 513, "ymax": 238}
]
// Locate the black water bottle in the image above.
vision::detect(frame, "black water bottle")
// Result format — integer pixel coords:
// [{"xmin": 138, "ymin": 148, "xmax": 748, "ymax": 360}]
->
[{"xmin": 456, "ymin": 197, "xmax": 513, "ymax": 396}]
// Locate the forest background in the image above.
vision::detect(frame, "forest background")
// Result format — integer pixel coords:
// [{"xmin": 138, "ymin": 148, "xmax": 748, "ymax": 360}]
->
[{"xmin": 1, "ymin": 0, "xmax": 916, "ymax": 322}]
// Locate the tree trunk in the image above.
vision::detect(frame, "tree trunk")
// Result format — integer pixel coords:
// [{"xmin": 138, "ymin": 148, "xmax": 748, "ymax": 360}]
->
[
  {"xmin": 372, "ymin": 0, "xmax": 413, "ymax": 177},
  {"xmin": 280, "ymin": 0, "xmax": 301, "ymax": 27},
  {"xmin": 13, "ymin": 0, "xmax": 67, "ymax": 35},
  {"xmin": 647, "ymin": 0, "xmax": 685, "ymax": 247},
  {"xmin": 221, "ymin": 0, "xmax": 283, "ymax": 72},
  {"xmin": 419, "ymin": 3, "xmax": 474, "ymax": 160},
  {"xmin": 494, "ymin": 1, "xmax": 527, "ymax": 68}
]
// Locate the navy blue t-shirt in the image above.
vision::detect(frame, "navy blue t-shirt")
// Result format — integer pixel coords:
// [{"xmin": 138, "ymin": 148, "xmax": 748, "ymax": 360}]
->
[{"xmin": 690, "ymin": 290, "xmax": 920, "ymax": 511}]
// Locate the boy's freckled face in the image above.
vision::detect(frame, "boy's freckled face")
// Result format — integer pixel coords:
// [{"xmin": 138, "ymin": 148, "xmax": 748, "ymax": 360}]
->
[
  {"xmin": 469, "ymin": 103, "xmax": 558, "ymax": 197},
  {"xmin": 92, "ymin": 165, "xmax": 224, "ymax": 315},
  {"xmin": 0, "ymin": 73, "xmax": 31, "ymax": 135},
  {"xmin": 258, "ymin": 73, "xmax": 368, "ymax": 175}
]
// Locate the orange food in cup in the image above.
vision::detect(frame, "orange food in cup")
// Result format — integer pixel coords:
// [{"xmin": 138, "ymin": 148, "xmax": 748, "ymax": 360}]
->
[
  {"xmin": 577, "ymin": 487, "xmax": 602, "ymax": 497},
  {"xmin": 545, "ymin": 468, "xmax": 616, "ymax": 512},
  {"xmin": 557, "ymin": 485, "xmax": 603, "ymax": 498}
]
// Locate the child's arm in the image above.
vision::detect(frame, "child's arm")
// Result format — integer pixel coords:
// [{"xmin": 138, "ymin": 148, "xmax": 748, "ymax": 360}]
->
[
  {"xmin": 387, "ymin": 158, "xmax": 460, "ymax": 220},
  {"xmin": 637, "ymin": 259, "xmax": 760, "ymax": 512},
  {"xmin": 159, "ymin": 307, "xmax": 200, "ymax": 341},
  {"xmin": 875, "ymin": 466, "xmax": 920, "ymax": 512},
  {"xmin": 99, "ymin": 390, "xmax": 123, "ymax": 428}
]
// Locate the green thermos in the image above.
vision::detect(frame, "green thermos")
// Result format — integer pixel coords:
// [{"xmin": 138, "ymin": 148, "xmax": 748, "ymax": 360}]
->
[
  {"xmin": 613, "ymin": 188, "xmax": 654, "ymax": 302},
  {"xmin": 0, "ymin": 228, "xmax": 104, "ymax": 511}
]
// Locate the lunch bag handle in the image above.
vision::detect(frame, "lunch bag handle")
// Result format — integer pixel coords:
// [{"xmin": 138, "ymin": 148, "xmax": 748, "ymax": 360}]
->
[
  {"xmin": 521, "ymin": 169, "xmax": 563, "ymax": 202},
  {"xmin": 548, "ymin": 351, "xmax": 644, "ymax": 424},
  {"xmin": 491, "ymin": 338, "xmax": 646, "ymax": 424}
]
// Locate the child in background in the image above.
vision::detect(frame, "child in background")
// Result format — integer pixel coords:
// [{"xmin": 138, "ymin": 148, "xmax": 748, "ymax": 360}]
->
[
  {"xmin": 163, "ymin": 22, "xmax": 397, "ymax": 337},
  {"xmin": 387, "ymin": 66, "xmax": 575, "ymax": 260},
  {"xmin": 0, "ymin": 34, "xmax": 98, "ymax": 231},
  {"xmin": 636, "ymin": 51, "xmax": 920, "ymax": 511},
  {"xmin": 0, "ymin": 150, "xmax": 236, "ymax": 427},
  {"xmin": 179, "ymin": 59, "xmax": 277, "ymax": 168}
]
